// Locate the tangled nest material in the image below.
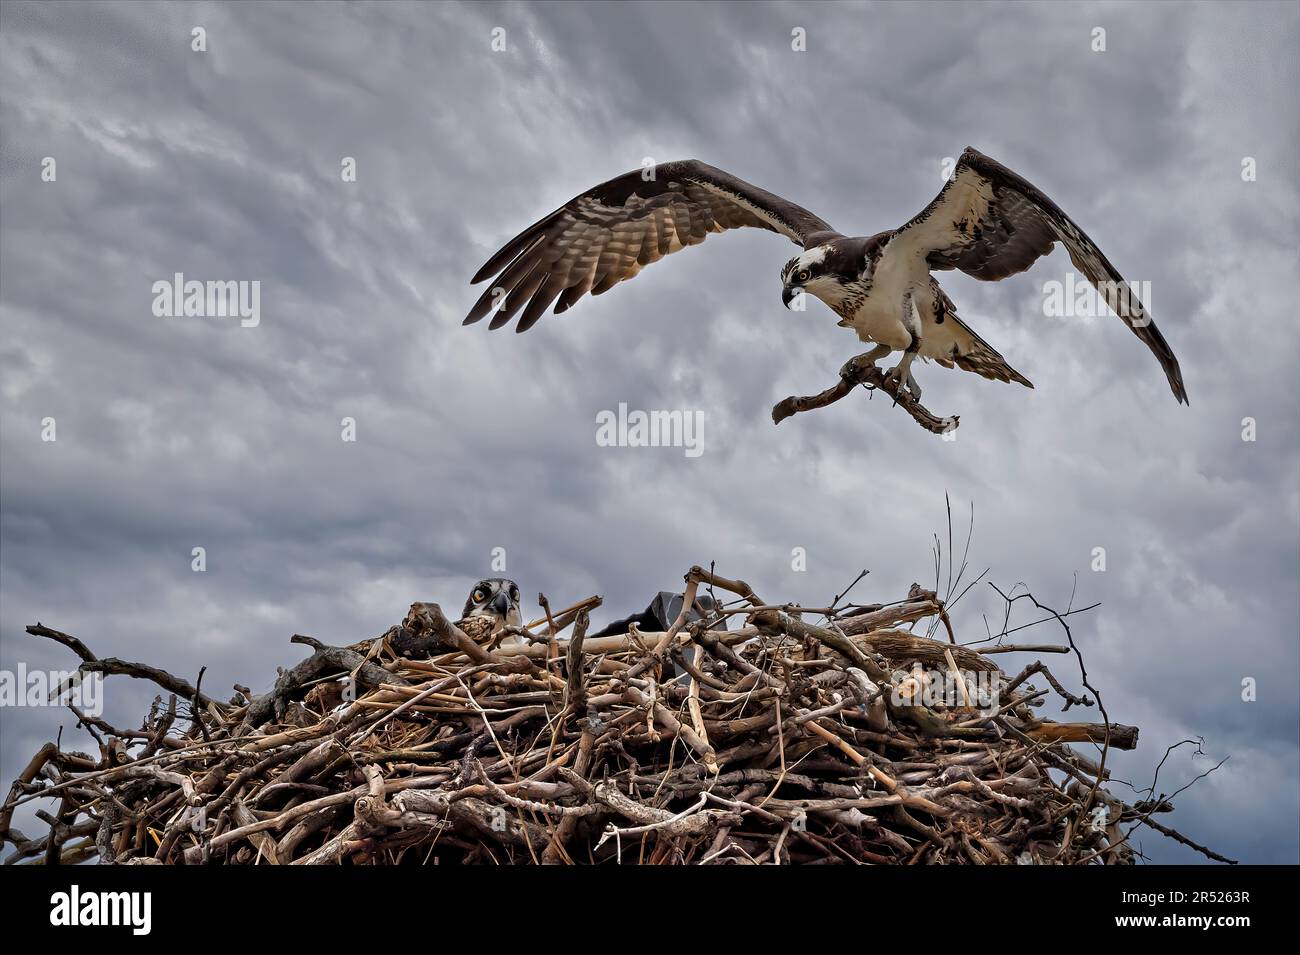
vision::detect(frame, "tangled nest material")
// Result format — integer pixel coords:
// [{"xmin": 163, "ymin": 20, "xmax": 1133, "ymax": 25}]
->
[{"xmin": 2, "ymin": 565, "xmax": 1232, "ymax": 865}]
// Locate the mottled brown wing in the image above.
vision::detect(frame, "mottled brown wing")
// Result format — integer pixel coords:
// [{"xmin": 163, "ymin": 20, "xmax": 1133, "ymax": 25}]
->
[
  {"xmin": 464, "ymin": 160, "xmax": 841, "ymax": 332},
  {"xmin": 893, "ymin": 147, "xmax": 1187, "ymax": 404},
  {"xmin": 369, "ymin": 606, "xmax": 498, "ymax": 658},
  {"xmin": 455, "ymin": 615, "xmax": 497, "ymax": 645}
]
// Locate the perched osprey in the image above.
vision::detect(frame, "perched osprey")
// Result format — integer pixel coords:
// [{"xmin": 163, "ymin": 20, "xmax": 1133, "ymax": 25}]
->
[
  {"xmin": 456, "ymin": 577, "xmax": 524, "ymax": 646},
  {"xmin": 350, "ymin": 577, "xmax": 525, "ymax": 659},
  {"xmin": 300, "ymin": 579, "xmax": 527, "ymax": 715},
  {"xmin": 465, "ymin": 148, "xmax": 1186, "ymax": 406}
]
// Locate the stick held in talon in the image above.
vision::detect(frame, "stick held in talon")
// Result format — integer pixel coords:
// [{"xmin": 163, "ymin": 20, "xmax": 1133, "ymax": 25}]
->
[{"xmin": 774, "ymin": 357, "xmax": 959, "ymax": 434}]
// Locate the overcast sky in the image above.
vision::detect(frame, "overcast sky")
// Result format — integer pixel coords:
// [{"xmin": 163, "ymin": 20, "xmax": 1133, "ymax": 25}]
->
[{"xmin": 1, "ymin": 0, "xmax": 1296, "ymax": 864}]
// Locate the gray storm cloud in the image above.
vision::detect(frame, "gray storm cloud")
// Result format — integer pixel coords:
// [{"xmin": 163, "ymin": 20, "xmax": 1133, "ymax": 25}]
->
[{"xmin": 1, "ymin": 0, "xmax": 1296, "ymax": 862}]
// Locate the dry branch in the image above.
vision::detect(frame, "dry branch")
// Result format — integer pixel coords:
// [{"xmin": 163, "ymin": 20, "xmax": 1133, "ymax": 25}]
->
[{"xmin": 772, "ymin": 355, "xmax": 960, "ymax": 434}]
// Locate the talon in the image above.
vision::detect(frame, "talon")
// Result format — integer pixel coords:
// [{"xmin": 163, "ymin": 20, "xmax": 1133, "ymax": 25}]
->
[
  {"xmin": 841, "ymin": 345, "xmax": 892, "ymax": 382},
  {"xmin": 883, "ymin": 356, "xmax": 922, "ymax": 402}
]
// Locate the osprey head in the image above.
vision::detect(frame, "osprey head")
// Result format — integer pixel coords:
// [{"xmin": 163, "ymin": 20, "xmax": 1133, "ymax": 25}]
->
[
  {"xmin": 462, "ymin": 577, "xmax": 523, "ymax": 628},
  {"xmin": 781, "ymin": 242, "xmax": 854, "ymax": 310}
]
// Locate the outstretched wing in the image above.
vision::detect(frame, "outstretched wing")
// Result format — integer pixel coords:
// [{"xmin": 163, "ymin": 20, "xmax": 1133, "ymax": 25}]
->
[
  {"xmin": 893, "ymin": 147, "xmax": 1187, "ymax": 404},
  {"xmin": 465, "ymin": 160, "xmax": 841, "ymax": 332}
]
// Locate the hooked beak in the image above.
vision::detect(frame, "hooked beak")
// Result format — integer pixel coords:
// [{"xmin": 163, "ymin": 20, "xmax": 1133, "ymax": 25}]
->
[
  {"xmin": 782, "ymin": 285, "xmax": 802, "ymax": 309},
  {"xmin": 487, "ymin": 591, "xmax": 512, "ymax": 617}
]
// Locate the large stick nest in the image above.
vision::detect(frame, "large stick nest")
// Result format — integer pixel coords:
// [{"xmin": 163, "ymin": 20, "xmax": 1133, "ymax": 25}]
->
[{"xmin": 2, "ymin": 565, "xmax": 1231, "ymax": 865}]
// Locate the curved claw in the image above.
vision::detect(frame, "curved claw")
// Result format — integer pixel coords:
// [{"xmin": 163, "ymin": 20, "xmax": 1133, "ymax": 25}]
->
[
  {"xmin": 839, "ymin": 356, "xmax": 867, "ymax": 381},
  {"xmin": 882, "ymin": 363, "xmax": 922, "ymax": 402}
]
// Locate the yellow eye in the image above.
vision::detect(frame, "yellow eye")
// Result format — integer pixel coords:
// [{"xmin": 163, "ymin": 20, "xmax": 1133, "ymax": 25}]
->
[
  {"xmin": 473, "ymin": 590, "xmax": 485, "ymax": 602},
  {"xmin": 797, "ymin": 269, "xmax": 810, "ymax": 282}
]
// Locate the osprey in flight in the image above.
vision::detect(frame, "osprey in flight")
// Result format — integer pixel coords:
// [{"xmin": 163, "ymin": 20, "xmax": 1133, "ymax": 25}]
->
[{"xmin": 465, "ymin": 148, "xmax": 1186, "ymax": 406}]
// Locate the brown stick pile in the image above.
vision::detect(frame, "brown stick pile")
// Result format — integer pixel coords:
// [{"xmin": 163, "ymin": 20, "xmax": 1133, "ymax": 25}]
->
[{"xmin": 1, "ymin": 566, "xmax": 1232, "ymax": 865}]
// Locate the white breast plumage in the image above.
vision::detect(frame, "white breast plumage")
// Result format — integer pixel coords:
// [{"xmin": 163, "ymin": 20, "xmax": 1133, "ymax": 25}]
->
[{"xmin": 848, "ymin": 243, "xmax": 929, "ymax": 348}]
